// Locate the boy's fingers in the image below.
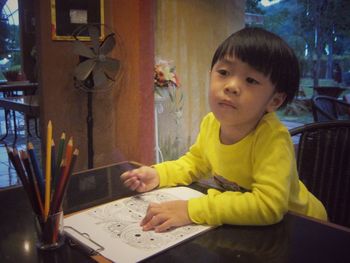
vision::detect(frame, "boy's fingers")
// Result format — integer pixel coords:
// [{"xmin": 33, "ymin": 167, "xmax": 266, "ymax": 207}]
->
[
  {"xmin": 123, "ymin": 177, "xmax": 136, "ymax": 187},
  {"xmin": 155, "ymin": 220, "xmax": 172, "ymax": 233},
  {"xmin": 120, "ymin": 168, "xmax": 142, "ymax": 180},
  {"xmin": 136, "ymin": 182, "xmax": 147, "ymax": 192},
  {"xmin": 120, "ymin": 171, "xmax": 133, "ymax": 181},
  {"xmin": 140, "ymin": 213, "xmax": 153, "ymax": 227},
  {"xmin": 130, "ymin": 180, "xmax": 141, "ymax": 191},
  {"xmin": 142, "ymin": 214, "xmax": 165, "ymax": 231},
  {"xmin": 141, "ymin": 203, "xmax": 160, "ymax": 226}
]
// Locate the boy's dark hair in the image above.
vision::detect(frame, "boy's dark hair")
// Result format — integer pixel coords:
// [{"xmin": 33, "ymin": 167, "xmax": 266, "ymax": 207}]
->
[{"xmin": 211, "ymin": 27, "xmax": 300, "ymax": 108}]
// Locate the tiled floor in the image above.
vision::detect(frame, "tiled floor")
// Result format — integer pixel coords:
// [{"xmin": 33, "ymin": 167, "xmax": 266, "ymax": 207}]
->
[{"xmin": 0, "ymin": 109, "xmax": 41, "ymax": 188}]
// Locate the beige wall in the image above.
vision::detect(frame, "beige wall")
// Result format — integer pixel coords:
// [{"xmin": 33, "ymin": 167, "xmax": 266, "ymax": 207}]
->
[{"xmin": 155, "ymin": 0, "xmax": 245, "ymax": 160}]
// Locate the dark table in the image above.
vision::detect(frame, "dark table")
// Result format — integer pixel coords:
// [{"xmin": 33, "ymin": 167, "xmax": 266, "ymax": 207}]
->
[
  {"xmin": 0, "ymin": 82, "xmax": 38, "ymax": 96},
  {"xmin": 1, "ymin": 162, "xmax": 350, "ymax": 263}
]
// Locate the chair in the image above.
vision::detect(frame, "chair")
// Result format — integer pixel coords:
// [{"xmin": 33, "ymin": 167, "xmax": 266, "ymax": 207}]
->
[
  {"xmin": 311, "ymin": 95, "xmax": 350, "ymax": 121},
  {"xmin": 290, "ymin": 121, "xmax": 350, "ymax": 228},
  {"xmin": 344, "ymin": 94, "xmax": 350, "ymax": 104},
  {"xmin": 0, "ymin": 82, "xmax": 39, "ymax": 141}
]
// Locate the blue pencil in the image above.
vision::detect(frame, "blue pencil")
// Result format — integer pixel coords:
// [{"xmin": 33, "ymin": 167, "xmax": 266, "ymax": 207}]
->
[{"xmin": 27, "ymin": 142, "xmax": 45, "ymax": 200}]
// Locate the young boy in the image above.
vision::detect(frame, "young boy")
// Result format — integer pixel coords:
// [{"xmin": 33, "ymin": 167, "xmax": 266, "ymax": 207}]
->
[{"xmin": 121, "ymin": 27, "xmax": 327, "ymax": 232}]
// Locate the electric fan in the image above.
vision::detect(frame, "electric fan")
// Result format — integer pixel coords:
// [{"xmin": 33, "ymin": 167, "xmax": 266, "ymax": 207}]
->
[{"xmin": 72, "ymin": 24, "xmax": 123, "ymax": 168}]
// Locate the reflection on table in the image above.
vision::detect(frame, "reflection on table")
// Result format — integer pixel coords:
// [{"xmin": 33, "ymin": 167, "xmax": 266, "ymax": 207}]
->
[{"xmin": 0, "ymin": 162, "xmax": 349, "ymax": 263}]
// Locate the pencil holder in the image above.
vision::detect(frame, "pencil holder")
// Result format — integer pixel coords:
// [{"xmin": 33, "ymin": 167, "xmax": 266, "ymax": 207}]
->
[{"xmin": 34, "ymin": 210, "xmax": 65, "ymax": 250}]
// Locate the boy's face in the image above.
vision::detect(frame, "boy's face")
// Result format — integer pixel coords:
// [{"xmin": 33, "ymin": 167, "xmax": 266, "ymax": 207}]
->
[{"xmin": 209, "ymin": 55, "xmax": 286, "ymax": 132}]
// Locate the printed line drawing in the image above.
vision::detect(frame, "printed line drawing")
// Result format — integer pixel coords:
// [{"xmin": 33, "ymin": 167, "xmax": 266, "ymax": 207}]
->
[{"xmin": 86, "ymin": 191, "xmax": 202, "ymax": 249}]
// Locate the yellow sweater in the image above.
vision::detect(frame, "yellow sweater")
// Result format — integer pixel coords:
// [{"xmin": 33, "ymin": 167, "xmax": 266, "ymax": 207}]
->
[{"xmin": 154, "ymin": 112, "xmax": 327, "ymax": 226}]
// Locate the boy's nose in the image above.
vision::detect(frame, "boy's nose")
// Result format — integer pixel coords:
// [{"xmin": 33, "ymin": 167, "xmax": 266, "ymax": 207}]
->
[{"xmin": 224, "ymin": 81, "xmax": 240, "ymax": 95}]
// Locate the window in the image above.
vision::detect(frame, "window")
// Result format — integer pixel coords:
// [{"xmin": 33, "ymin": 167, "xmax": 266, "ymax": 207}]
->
[
  {"xmin": 246, "ymin": 0, "xmax": 350, "ymax": 124},
  {"xmin": 0, "ymin": 0, "xmax": 21, "ymax": 81}
]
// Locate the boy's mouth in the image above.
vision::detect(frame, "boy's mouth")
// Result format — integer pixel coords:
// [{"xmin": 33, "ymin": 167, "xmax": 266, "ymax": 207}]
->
[{"xmin": 218, "ymin": 100, "xmax": 236, "ymax": 109}]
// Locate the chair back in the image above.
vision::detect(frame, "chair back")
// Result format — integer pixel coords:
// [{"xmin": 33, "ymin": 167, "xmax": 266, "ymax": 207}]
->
[
  {"xmin": 290, "ymin": 121, "xmax": 350, "ymax": 228},
  {"xmin": 311, "ymin": 95, "xmax": 350, "ymax": 121}
]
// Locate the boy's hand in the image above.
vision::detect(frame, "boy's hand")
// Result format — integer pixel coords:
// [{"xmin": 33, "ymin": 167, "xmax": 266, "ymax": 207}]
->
[
  {"xmin": 120, "ymin": 166, "xmax": 159, "ymax": 192},
  {"xmin": 140, "ymin": 200, "xmax": 191, "ymax": 232}
]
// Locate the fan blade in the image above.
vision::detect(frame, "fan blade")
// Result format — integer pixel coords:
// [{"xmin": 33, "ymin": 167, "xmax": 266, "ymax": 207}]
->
[
  {"xmin": 88, "ymin": 25, "xmax": 100, "ymax": 54},
  {"xmin": 93, "ymin": 64, "xmax": 108, "ymax": 87},
  {"xmin": 101, "ymin": 58, "xmax": 120, "ymax": 75},
  {"xmin": 74, "ymin": 59, "xmax": 96, "ymax": 81},
  {"xmin": 99, "ymin": 34, "xmax": 116, "ymax": 55},
  {"xmin": 73, "ymin": 40, "xmax": 95, "ymax": 58}
]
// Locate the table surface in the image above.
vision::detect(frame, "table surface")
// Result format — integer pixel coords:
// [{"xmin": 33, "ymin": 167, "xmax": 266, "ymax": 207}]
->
[
  {"xmin": 0, "ymin": 81, "xmax": 38, "ymax": 86},
  {"xmin": 0, "ymin": 95, "xmax": 39, "ymax": 116},
  {"xmin": 1, "ymin": 162, "xmax": 350, "ymax": 263}
]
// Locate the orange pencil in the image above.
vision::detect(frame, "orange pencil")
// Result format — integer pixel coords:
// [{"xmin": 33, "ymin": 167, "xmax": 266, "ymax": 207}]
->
[{"xmin": 64, "ymin": 137, "xmax": 73, "ymax": 175}]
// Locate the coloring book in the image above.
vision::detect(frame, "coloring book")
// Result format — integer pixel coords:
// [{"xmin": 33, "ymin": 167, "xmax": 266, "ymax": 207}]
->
[{"xmin": 64, "ymin": 186, "xmax": 213, "ymax": 263}]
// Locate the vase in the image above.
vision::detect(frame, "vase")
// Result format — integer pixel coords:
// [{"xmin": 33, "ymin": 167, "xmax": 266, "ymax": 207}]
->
[{"xmin": 154, "ymin": 88, "xmax": 170, "ymax": 104}]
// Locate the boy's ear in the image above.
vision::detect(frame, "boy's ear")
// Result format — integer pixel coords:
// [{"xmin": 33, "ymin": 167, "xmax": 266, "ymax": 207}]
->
[{"xmin": 266, "ymin": 92, "xmax": 287, "ymax": 112}]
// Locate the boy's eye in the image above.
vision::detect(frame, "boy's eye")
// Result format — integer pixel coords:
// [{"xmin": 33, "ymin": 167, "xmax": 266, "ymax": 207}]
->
[
  {"xmin": 217, "ymin": 69, "xmax": 229, "ymax": 76},
  {"xmin": 246, "ymin": 77, "xmax": 259, "ymax": 85}
]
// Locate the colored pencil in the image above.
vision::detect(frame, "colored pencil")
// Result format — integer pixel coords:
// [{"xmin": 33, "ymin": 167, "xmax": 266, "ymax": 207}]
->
[
  {"xmin": 51, "ymin": 139, "xmax": 56, "ymax": 181},
  {"xmin": 62, "ymin": 149, "xmax": 78, "ymax": 199},
  {"xmin": 12, "ymin": 148, "xmax": 30, "ymax": 193},
  {"xmin": 64, "ymin": 137, "xmax": 73, "ymax": 175},
  {"xmin": 53, "ymin": 132, "xmax": 66, "ymax": 189},
  {"xmin": 20, "ymin": 150, "xmax": 44, "ymax": 217},
  {"xmin": 51, "ymin": 148, "xmax": 78, "ymax": 215},
  {"xmin": 7, "ymin": 147, "xmax": 36, "ymax": 213},
  {"xmin": 6, "ymin": 122, "xmax": 79, "ymax": 240},
  {"xmin": 50, "ymin": 160, "xmax": 66, "ymax": 215},
  {"xmin": 51, "ymin": 160, "xmax": 66, "ymax": 243},
  {"xmin": 27, "ymin": 142, "xmax": 45, "ymax": 200},
  {"xmin": 6, "ymin": 122, "xmax": 80, "ymax": 245},
  {"xmin": 44, "ymin": 121, "xmax": 53, "ymax": 221}
]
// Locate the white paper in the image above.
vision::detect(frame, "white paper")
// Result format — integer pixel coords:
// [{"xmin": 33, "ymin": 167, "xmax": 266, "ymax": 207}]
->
[
  {"xmin": 64, "ymin": 187, "xmax": 213, "ymax": 263},
  {"xmin": 69, "ymin": 9, "xmax": 88, "ymax": 24}
]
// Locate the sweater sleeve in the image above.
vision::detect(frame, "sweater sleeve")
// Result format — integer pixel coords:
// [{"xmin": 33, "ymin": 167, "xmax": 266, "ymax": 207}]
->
[
  {"xmin": 154, "ymin": 116, "xmax": 212, "ymax": 187},
  {"xmin": 188, "ymin": 127, "xmax": 294, "ymax": 226}
]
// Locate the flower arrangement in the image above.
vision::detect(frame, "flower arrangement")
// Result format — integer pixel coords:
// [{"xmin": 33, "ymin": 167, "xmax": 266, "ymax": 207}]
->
[
  {"xmin": 154, "ymin": 59, "xmax": 185, "ymax": 162},
  {"xmin": 154, "ymin": 59, "xmax": 181, "ymax": 97}
]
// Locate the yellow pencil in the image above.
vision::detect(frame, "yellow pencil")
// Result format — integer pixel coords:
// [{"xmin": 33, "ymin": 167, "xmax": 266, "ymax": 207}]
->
[{"xmin": 44, "ymin": 120, "xmax": 52, "ymax": 220}]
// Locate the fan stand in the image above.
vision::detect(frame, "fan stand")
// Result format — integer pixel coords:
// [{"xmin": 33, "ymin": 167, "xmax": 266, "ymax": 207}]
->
[
  {"xmin": 87, "ymin": 90, "xmax": 94, "ymax": 169},
  {"xmin": 83, "ymin": 74, "xmax": 95, "ymax": 169}
]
